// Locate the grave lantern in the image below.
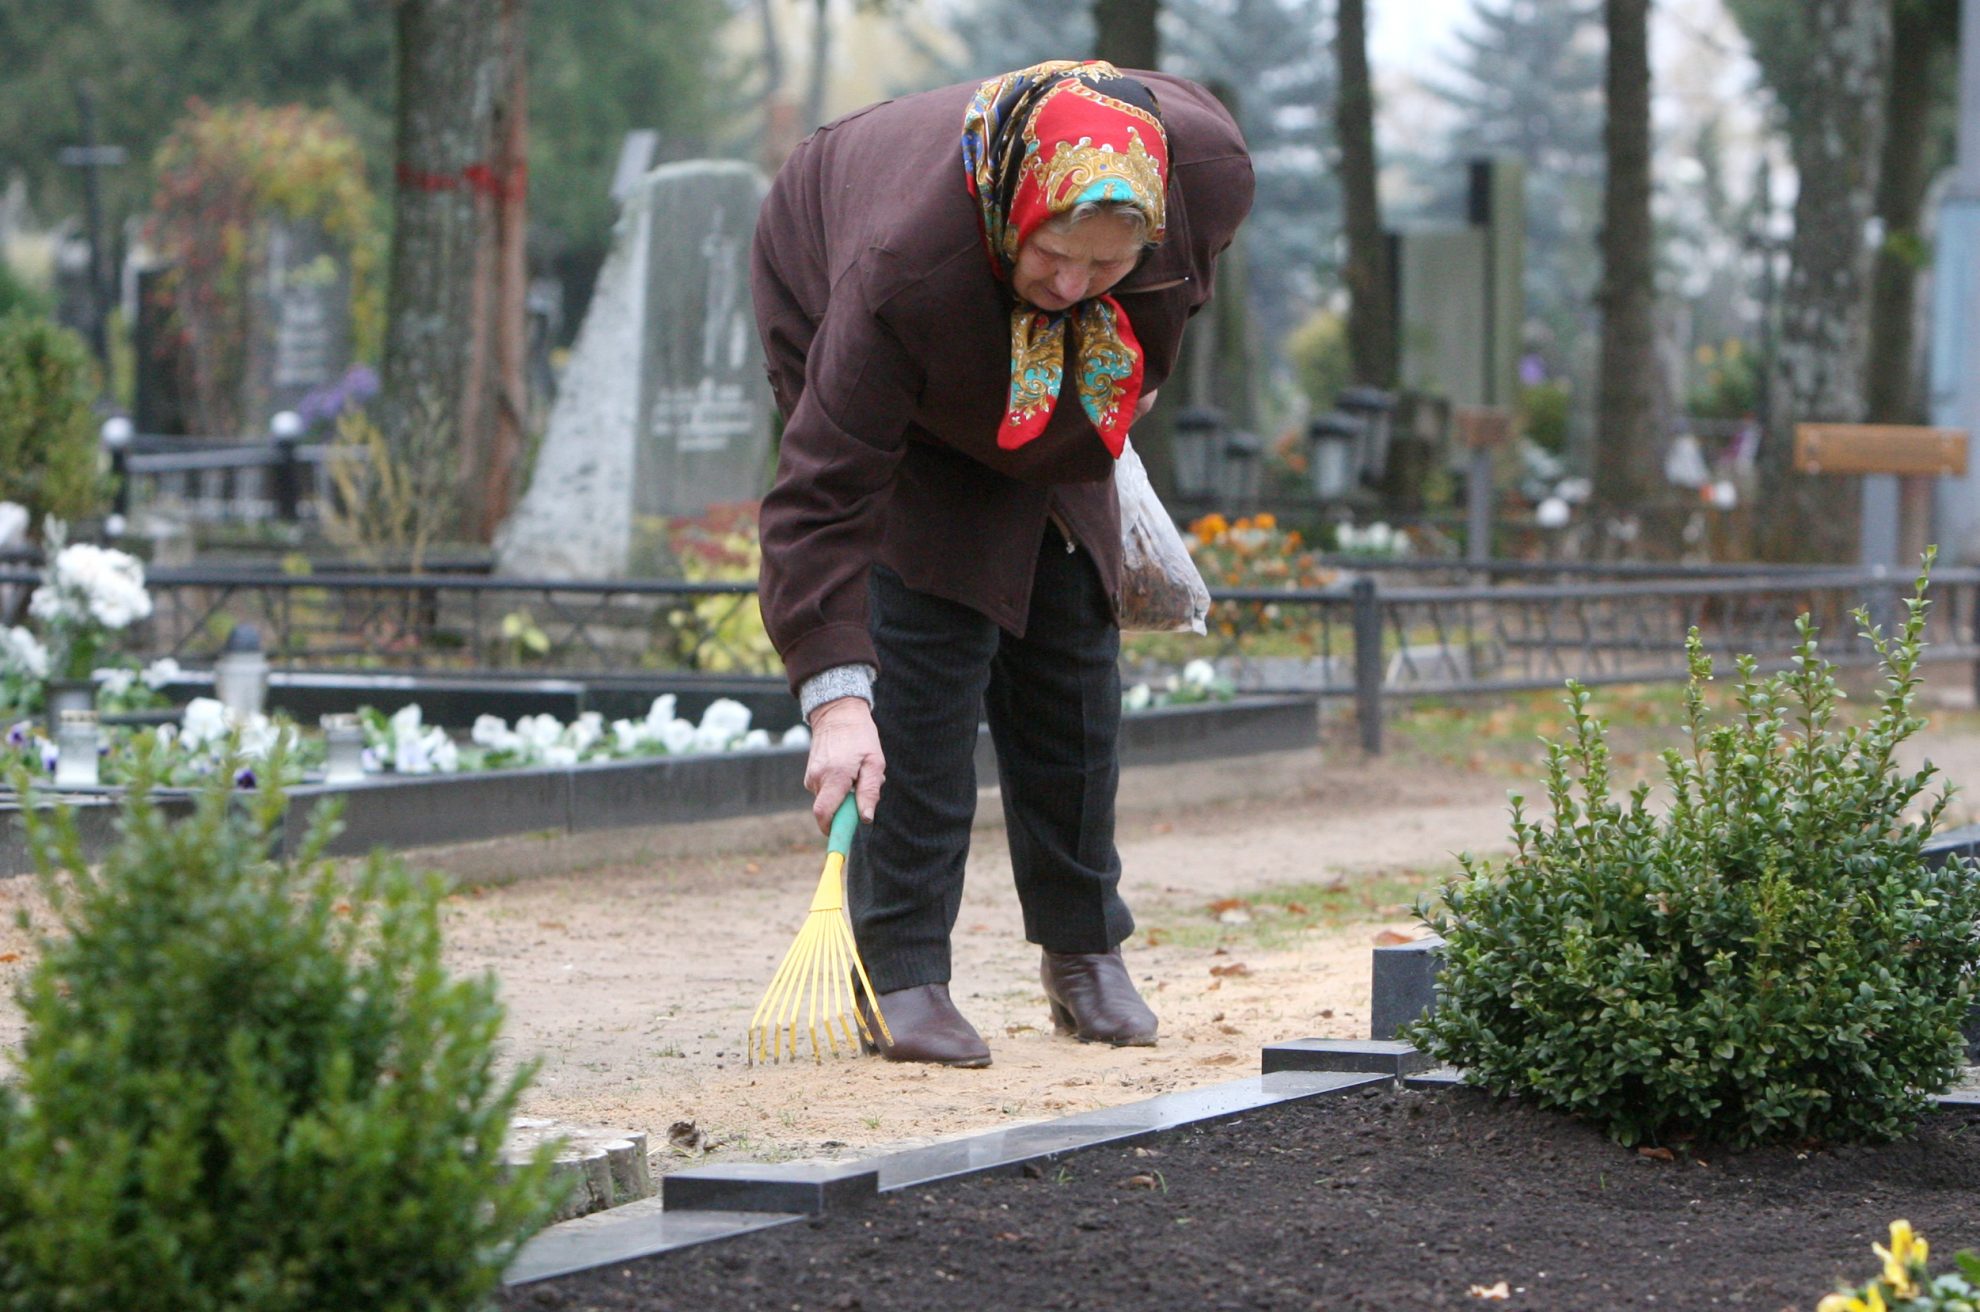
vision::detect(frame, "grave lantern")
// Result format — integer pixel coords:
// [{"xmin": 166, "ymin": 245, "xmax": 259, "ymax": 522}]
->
[
  {"xmin": 54, "ymin": 709, "xmax": 100, "ymax": 788},
  {"xmin": 1306, "ymin": 412, "xmax": 1363, "ymax": 501},
  {"xmin": 1173, "ymin": 406, "xmax": 1224, "ymax": 499},
  {"xmin": 1336, "ymin": 386, "xmax": 1398, "ymax": 484},
  {"xmin": 321, "ymin": 712, "xmax": 366, "ymax": 783},
  {"xmin": 215, "ymin": 623, "xmax": 270, "ymax": 721},
  {"xmin": 1220, "ymin": 428, "xmax": 1263, "ymax": 507}
]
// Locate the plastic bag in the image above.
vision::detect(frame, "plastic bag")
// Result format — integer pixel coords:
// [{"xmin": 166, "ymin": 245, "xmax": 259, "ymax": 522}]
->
[{"xmin": 1115, "ymin": 437, "xmax": 1210, "ymax": 634}]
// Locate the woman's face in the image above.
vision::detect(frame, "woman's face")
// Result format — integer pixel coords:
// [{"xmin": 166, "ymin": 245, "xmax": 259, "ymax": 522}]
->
[{"xmin": 1011, "ymin": 212, "xmax": 1145, "ymax": 311}]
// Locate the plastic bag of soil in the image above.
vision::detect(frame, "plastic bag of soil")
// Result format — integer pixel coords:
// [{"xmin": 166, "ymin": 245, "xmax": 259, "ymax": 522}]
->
[{"xmin": 1115, "ymin": 437, "xmax": 1210, "ymax": 634}]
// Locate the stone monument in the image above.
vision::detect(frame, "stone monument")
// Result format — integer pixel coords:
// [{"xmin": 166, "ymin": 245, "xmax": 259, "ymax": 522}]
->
[
  {"xmin": 242, "ymin": 216, "xmax": 352, "ymax": 432},
  {"xmin": 497, "ymin": 161, "xmax": 774, "ymax": 579}
]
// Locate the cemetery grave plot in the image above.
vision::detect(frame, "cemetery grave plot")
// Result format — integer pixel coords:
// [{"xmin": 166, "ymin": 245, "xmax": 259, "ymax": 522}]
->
[{"xmin": 498, "ymin": 1084, "xmax": 1980, "ymax": 1311}]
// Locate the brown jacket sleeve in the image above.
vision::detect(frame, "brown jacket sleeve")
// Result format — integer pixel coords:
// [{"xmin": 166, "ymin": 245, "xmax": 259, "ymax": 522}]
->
[{"xmin": 756, "ymin": 255, "xmax": 925, "ymax": 690}]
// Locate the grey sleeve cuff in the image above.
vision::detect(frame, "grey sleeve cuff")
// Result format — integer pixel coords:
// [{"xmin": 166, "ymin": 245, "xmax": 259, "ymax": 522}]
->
[{"xmin": 799, "ymin": 663, "xmax": 877, "ymax": 723}]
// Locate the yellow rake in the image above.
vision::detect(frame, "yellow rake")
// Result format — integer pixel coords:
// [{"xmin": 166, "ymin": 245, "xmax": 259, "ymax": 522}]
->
[{"xmin": 749, "ymin": 795, "xmax": 892, "ymax": 1063}]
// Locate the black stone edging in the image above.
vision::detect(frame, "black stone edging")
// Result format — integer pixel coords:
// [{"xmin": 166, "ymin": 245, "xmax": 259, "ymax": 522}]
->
[
  {"xmin": 0, "ymin": 695, "xmax": 1321, "ymax": 877},
  {"xmin": 503, "ymin": 1065, "xmax": 1384, "ymax": 1287}
]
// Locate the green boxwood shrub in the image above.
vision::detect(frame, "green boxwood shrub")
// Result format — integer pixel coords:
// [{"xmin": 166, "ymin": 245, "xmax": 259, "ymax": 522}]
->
[
  {"xmin": 0, "ymin": 310, "xmax": 105, "ymax": 529},
  {"xmin": 1409, "ymin": 563, "xmax": 1980, "ymax": 1148},
  {"xmin": 0, "ymin": 742, "xmax": 561, "ymax": 1310}
]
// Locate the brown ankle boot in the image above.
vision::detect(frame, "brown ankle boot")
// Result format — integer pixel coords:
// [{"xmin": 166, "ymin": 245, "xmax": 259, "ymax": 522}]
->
[
  {"xmin": 856, "ymin": 983, "xmax": 992, "ymax": 1067},
  {"xmin": 1040, "ymin": 947, "xmax": 1159, "ymax": 1046}
]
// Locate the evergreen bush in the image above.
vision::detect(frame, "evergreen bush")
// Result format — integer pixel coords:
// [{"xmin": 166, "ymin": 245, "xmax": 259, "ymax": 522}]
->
[
  {"xmin": 1409, "ymin": 561, "xmax": 1980, "ymax": 1148},
  {"xmin": 0, "ymin": 740, "xmax": 560, "ymax": 1310},
  {"xmin": 0, "ymin": 310, "xmax": 104, "ymax": 530}
]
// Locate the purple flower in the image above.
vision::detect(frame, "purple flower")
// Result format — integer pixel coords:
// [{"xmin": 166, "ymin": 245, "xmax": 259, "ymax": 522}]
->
[
  {"xmin": 234, "ymin": 766, "xmax": 257, "ymax": 790},
  {"xmin": 1519, "ymin": 354, "xmax": 1549, "ymax": 388},
  {"xmin": 40, "ymin": 744, "xmax": 57, "ymax": 774},
  {"xmin": 6, "ymin": 720, "xmax": 27, "ymax": 748}
]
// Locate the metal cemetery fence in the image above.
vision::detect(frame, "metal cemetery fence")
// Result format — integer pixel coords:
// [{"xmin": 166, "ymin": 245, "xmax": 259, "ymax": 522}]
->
[{"xmin": 2, "ymin": 563, "xmax": 1969, "ymax": 755}]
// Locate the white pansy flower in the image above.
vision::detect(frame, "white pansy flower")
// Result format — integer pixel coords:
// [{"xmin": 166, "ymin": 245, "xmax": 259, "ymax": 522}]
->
[
  {"xmin": 181, "ymin": 698, "xmax": 230, "ymax": 749},
  {"xmin": 94, "ymin": 667, "xmax": 136, "ymax": 699},
  {"xmin": 781, "ymin": 724, "xmax": 812, "ymax": 748},
  {"xmin": 393, "ymin": 734, "xmax": 433, "ymax": 774},
  {"xmin": 610, "ymin": 718, "xmax": 644, "ymax": 753},
  {"xmin": 644, "ymin": 694, "xmax": 678, "ymax": 729},
  {"xmin": 515, "ymin": 714, "xmax": 562, "ymax": 751},
  {"xmin": 698, "ymin": 698, "xmax": 752, "ymax": 741},
  {"xmin": 567, "ymin": 711, "xmax": 604, "ymax": 755},
  {"xmin": 1123, "ymin": 683, "xmax": 1153, "ymax": 712},
  {"xmin": 0, "ymin": 501, "xmax": 27, "ymax": 547},
  {"xmin": 1, "ymin": 627, "xmax": 48, "ymax": 679},
  {"xmin": 1182, "ymin": 659, "xmax": 1217, "ymax": 690},
  {"xmin": 471, "ymin": 714, "xmax": 514, "ymax": 748},
  {"xmin": 389, "ymin": 703, "xmax": 424, "ymax": 744},
  {"xmin": 739, "ymin": 728, "xmax": 771, "ymax": 751},
  {"xmin": 427, "ymin": 733, "xmax": 460, "ymax": 773},
  {"xmin": 542, "ymin": 744, "xmax": 578, "ymax": 767},
  {"xmin": 141, "ymin": 657, "xmax": 182, "ymax": 690},
  {"xmin": 659, "ymin": 719, "xmax": 697, "ymax": 755}
]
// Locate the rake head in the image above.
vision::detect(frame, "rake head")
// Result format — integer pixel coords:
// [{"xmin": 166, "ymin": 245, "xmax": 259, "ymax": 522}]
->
[{"xmin": 748, "ymin": 833, "xmax": 893, "ymax": 1064}]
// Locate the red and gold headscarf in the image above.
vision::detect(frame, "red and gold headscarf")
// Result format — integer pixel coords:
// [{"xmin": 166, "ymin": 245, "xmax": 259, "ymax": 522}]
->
[{"xmin": 962, "ymin": 60, "xmax": 1169, "ymax": 457}]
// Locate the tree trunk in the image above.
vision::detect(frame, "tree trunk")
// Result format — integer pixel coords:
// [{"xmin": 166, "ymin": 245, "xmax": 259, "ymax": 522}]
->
[
  {"xmin": 1093, "ymin": 0, "xmax": 1160, "ymax": 70},
  {"xmin": 380, "ymin": 0, "xmax": 527, "ymax": 549},
  {"xmin": 803, "ymin": 0, "xmax": 832, "ymax": 131},
  {"xmin": 1334, "ymin": 0, "xmax": 1394, "ymax": 388},
  {"xmin": 1862, "ymin": 0, "xmax": 1935, "ymax": 424},
  {"xmin": 1756, "ymin": 0, "xmax": 1891, "ymax": 561},
  {"xmin": 1595, "ymin": 0, "xmax": 1659, "ymax": 512}
]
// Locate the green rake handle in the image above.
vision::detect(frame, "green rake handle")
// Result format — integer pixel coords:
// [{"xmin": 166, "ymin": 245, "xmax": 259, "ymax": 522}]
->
[{"xmin": 827, "ymin": 793, "xmax": 859, "ymax": 857}]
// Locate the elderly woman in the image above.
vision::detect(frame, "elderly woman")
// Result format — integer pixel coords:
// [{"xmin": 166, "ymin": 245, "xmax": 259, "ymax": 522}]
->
[{"xmin": 753, "ymin": 60, "xmax": 1254, "ymax": 1067}]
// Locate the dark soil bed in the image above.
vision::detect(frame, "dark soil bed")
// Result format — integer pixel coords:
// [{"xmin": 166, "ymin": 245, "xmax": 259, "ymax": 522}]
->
[{"xmin": 499, "ymin": 1085, "xmax": 1980, "ymax": 1311}]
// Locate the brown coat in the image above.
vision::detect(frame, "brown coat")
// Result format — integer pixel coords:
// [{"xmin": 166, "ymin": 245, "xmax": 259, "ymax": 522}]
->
[{"xmin": 752, "ymin": 72, "xmax": 1255, "ymax": 694}]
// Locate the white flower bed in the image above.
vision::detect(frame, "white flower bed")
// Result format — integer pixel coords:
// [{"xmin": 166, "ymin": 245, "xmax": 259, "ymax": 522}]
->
[{"xmin": 362, "ymin": 695, "xmax": 810, "ymax": 776}]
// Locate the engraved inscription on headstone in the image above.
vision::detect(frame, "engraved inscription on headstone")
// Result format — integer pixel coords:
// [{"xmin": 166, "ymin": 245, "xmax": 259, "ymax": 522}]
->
[
  {"xmin": 636, "ymin": 168, "xmax": 773, "ymax": 518},
  {"xmin": 244, "ymin": 218, "xmax": 352, "ymax": 431},
  {"xmin": 496, "ymin": 160, "xmax": 774, "ymax": 579}
]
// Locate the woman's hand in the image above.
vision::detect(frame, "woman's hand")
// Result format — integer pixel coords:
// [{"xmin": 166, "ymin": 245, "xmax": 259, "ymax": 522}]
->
[
  {"xmin": 804, "ymin": 697, "xmax": 885, "ymax": 834},
  {"xmin": 1135, "ymin": 388, "xmax": 1159, "ymax": 419}
]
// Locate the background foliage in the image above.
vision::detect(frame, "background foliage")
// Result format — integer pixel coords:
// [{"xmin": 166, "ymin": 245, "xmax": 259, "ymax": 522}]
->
[{"xmin": 0, "ymin": 310, "xmax": 106, "ymax": 530}]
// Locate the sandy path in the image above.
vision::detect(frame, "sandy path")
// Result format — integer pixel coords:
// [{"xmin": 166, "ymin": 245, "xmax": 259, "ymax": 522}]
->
[{"xmin": 6, "ymin": 695, "xmax": 1979, "ymax": 1180}]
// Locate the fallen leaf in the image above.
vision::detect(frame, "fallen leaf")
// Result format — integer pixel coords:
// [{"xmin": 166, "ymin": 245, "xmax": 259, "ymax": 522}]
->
[
  {"xmin": 1637, "ymin": 1146, "xmax": 1675, "ymax": 1163},
  {"xmin": 1205, "ymin": 980, "xmax": 1222, "ymax": 992},
  {"xmin": 666, "ymin": 1121, "xmax": 706, "ymax": 1153},
  {"xmin": 1209, "ymin": 962, "xmax": 1251, "ymax": 978},
  {"xmin": 1318, "ymin": 1008, "xmax": 1335, "ymax": 1019},
  {"xmin": 744, "ymin": 861, "xmax": 761, "ymax": 875},
  {"xmin": 538, "ymin": 921, "xmax": 566, "ymax": 931},
  {"xmin": 1152, "ymin": 822, "xmax": 1174, "ymax": 834},
  {"xmin": 1284, "ymin": 902, "xmax": 1310, "ymax": 916},
  {"xmin": 1196, "ymin": 1052, "xmax": 1239, "ymax": 1066},
  {"xmin": 1206, "ymin": 898, "xmax": 1249, "ymax": 915},
  {"xmin": 1209, "ymin": 1011, "xmax": 1225, "ymax": 1023},
  {"xmin": 1211, "ymin": 947, "xmax": 1230, "ymax": 957},
  {"xmin": 1468, "ymin": 1281, "xmax": 1510, "ymax": 1300},
  {"xmin": 1143, "ymin": 928, "xmax": 1169, "ymax": 947},
  {"xmin": 1124, "ymin": 1174, "xmax": 1159, "ymax": 1189},
  {"xmin": 995, "ymin": 1231, "xmax": 1022, "ymax": 1242},
  {"xmin": 1217, "ymin": 1023, "xmax": 1241, "ymax": 1035},
  {"xmin": 1004, "ymin": 1023, "xmax": 1039, "ymax": 1037},
  {"xmin": 0, "ymin": 953, "xmax": 17, "ymax": 964},
  {"xmin": 1372, "ymin": 929, "xmax": 1415, "ymax": 946}
]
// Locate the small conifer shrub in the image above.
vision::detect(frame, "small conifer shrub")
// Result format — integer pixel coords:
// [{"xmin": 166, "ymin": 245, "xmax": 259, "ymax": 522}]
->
[
  {"xmin": 1410, "ymin": 561, "xmax": 1980, "ymax": 1148},
  {"xmin": 0, "ymin": 739, "xmax": 560, "ymax": 1310}
]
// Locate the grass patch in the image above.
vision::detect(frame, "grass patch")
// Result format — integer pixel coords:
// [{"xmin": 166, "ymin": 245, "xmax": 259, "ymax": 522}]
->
[{"xmin": 1136, "ymin": 866, "xmax": 1456, "ymax": 953}]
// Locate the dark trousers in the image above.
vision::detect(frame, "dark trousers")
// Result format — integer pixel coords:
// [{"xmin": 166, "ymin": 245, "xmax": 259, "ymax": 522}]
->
[{"xmin": 847, "ymin": 527, "xmax": 1133, "ymax": 993}]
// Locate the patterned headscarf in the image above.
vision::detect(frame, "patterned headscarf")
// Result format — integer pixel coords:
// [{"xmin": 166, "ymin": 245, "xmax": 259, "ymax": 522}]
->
[{"xmin": 962, "ymin": 60, "xmax": 1169, "ymax": 457}]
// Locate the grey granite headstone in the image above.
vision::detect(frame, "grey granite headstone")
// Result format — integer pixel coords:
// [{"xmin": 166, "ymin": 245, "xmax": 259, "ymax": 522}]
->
[
  {"xmin": 497, "ymin": 160, "xmax": 772, "ymax": 579},
  {"xmin": 243, "ymin": 217, "xmax": 352, "ymax": 431}
]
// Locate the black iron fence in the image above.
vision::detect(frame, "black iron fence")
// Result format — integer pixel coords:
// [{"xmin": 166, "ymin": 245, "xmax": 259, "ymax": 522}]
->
[{"xmin": 2, "ymin": 563, "xmax": 1967, "ymax": 754}]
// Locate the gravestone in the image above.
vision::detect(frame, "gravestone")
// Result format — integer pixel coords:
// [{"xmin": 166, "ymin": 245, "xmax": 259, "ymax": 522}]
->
[
  {"xmin": 132, "ymin": 264, "xmax": 189, "ymax": 436},
  {"xmin": 242, "ymin": 217, "xmax": 352, "ymax": 432},
  {"xmin": 497, "ymin": 161, "xmax": 773, "ymax": 579}
]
